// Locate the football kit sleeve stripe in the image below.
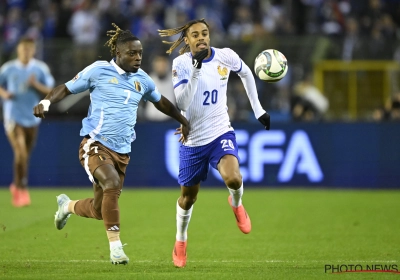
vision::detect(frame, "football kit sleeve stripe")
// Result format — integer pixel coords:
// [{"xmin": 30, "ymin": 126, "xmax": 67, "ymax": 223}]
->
[
  {"xmin": 233, "ymin": 61, "xmax": 243, "ymax": 73},
  {"xmin": 173, "ymin": 79, "xmax": 188, "ymax": 89}
]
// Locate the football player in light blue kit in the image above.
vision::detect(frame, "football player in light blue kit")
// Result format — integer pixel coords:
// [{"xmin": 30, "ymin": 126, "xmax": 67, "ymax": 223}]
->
[
  {"xmin": 33, "ymin": 24, "xmax": 189, "ymax": 265},
  {"xmin": 0, "ymin": 37, "xmax": 55, "ymax": 207}
]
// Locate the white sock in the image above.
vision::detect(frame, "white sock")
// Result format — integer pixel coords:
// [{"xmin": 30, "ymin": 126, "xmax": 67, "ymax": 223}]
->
[
  {"xmin": 228, "ymin": 183, "xmax": 243, "ymax": 207},
  {"xmin": 109, "ymin": 240, "xmax": 122, "ymax": 250},
  {"xmin": 176, "ymin": 200, "xmax": 193, "ymax": 242}
]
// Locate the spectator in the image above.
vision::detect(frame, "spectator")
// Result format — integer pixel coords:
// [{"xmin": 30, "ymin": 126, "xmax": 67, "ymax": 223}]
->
[
  {"xmin": 143, "ymin": 55, "xmax": 176, "ymax": 121},
  {"xmin": 340, "ymin": 17, "xmax": 364, "ymax": 61},
  {"xmin": 54, "ymin": 0, "xmax": 74, "ymax": 38},
  {"xmin": 67, "ymin": 0, "xmax": 101, "ymax": 73},
  {"xmin": 291, "ymin": 71, "xmax": 329, "ymax": 122},
  {"xmin": 372, "ymin": 93, "xmax": 400, "ymax": 121},
  {"xmin": 227, "ymin": 5, "xmax": 254, "ymax": 41},
  {"xmin": 1, "ymin": 6, "xmax": 25, "ymax": 63}
]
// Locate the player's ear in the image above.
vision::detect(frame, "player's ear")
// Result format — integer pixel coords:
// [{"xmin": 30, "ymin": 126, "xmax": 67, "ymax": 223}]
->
[{"xmin": 184, "ymin": 37, "xmax": 189, "ymax": 45}]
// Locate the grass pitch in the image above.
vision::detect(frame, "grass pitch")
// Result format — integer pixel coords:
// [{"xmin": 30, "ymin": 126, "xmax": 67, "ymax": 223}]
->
[{"xmin": 0, "ymin": 188, "xmax": 399, "ymax": 280}]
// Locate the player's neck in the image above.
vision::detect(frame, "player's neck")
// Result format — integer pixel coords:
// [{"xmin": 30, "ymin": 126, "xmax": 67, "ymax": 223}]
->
[{"xmin": 18, "ymin": 58, "xmax": 31, "ymax": 66}]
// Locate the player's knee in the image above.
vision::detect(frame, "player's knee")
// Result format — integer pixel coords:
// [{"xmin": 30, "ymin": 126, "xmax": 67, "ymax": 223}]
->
[
  {"xmin": 224, "ymin": 175, "xmax": 242, "ymax": 189},
  {"xmin": 101, "ymin": 177, "xmax": 121, "ymax": 190},
  {"xmin": 14, "ymin": 152, "xmax": 28, "ymax": 163},
  {"xmin": 181, "ymin": 195, "xmax": 197, "ymax": 208}
]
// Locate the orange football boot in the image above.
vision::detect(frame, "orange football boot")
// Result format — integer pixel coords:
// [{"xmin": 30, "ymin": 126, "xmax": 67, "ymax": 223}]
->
[
  {"xmin": 18, "ymin": 189, "xmax": 31, "ymax": 207},
  {"xmin": 228, "ymin": 196, "xmax": 251, "ymax": 234},
  {"xmin": 172, "ymin": 240, "xmax": 187, "ymax": 268},
  {"xmin": 11, "ymin": 187, "xmax": 31, "ymax": 207},
  {"xmin": 10, "ymin": 183, "xmax": 18, "ymax": 206}
]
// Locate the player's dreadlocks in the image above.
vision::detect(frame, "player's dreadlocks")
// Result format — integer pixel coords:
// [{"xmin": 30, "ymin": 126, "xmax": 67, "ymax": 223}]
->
[
  {"xmin": 158, "ymin": 18, "xmax": 209, "ymax": 55},
  {"xmin": 105, "ymin": 23, "xmax": 139, "ymax": 57}
]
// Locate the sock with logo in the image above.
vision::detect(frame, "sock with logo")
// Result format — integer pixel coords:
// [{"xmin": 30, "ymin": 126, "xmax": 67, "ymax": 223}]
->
[
  {"xmin": 227, "ymin": 183, "xmax": 243, "ymax": 207},
  {"xmin": 176, "ymin": 200, "xmax": 193, "ymax": 242},
  {"xmin": 102, "ymin": 188, "xmax": 120, "ymax": 232}
]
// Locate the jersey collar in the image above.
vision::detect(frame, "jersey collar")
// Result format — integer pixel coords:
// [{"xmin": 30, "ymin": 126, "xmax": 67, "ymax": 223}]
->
[
  {"xmin": 203, "ymin": 47, "xmax": 215, "ymax": 63},
  {"xmin": 110, "ymin": 59, "xmax": 126, "ymax": 75},
  {"xmin": 16, "ymin": 58, "xmax": 36, "ymax": 69}
]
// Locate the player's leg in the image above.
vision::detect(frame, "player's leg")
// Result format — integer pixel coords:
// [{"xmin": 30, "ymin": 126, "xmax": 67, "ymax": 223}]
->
[
  {"xmin": 54, "ymin": 181, "xmax": 101, "ymax": 229},
  {"xmin": 210, "ymin": 132, "xmax": 251, "ymax": 234},
  {"xmin": 91, "ymin": 164, "xmax": 122, "ymax": 239},
  {"xmin": 91, "ymin": 163, "xmax": 129, "ymax": 265},
  {"xmin": 5, "ymin": 123, "xmax": 33, "ymax": 207},
  {"xmin": 177, "ymin": 183, "xmax": 200, "ymax": 236},
  {"xmin": 5, "ymin": 123, "xmax": 23, "ymax": 206},
  {"xmin": 218, "ymin": 155, "xmax": 251, "ymax": 234},
  {"xmin": 173, "ymin": 144, "xmax": 210, "ymax": 268},
  {"xmin": 66, "ymin": 182, "xmax": 103, "ymax": 219},
  {"xmin": 17, "ymin": 125, "xmax": 38, "ymax": 205},
  {"xmin": 173, "ymin": 183, "xmax": 200, "ymax": 268},
  {"xmin": 218, "ymin": 154, "xmax": 242, "ymax": 201},
  {"xmin": 7, "ymin": 124, "xmax": 28, "ymax": 190},
  {"xmin": 54, "ymin": 138, "xmax": 104, "ymax": 230},
  {"xmin": 55, "ymin": 138, "xmax": 129, "ymax": 264},
  {"xmin": 71, "ymin": 138, "xmax": 119, "ymax": 222}
]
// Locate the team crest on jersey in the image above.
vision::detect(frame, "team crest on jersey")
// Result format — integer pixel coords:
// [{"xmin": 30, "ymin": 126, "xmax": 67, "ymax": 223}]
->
[
  {"xmin": 71, "ymin": 74, "xmax": 79, "ymax": 83},
  {"xmin": 109, "ymin": 77, "xmax": 119, "ymax": 84},
  {"xmin": 172, "ymin": 69, "xmax": 178, "ymax": 78},
  {"xmin": 217, "ymin": 66, "xmax": 228, "ymax": 80},
  {"xmin": 134, "ymin": 81, "xmax": 141, "ymax": 92}
]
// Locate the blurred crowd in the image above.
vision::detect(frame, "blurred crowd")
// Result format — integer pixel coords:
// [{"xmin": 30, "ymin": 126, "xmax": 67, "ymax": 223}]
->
[
  {"xmin": 372, "ymin": 92, "xmax": 400, "ymax": 122},
  {"xmin": 1, "ymin": 0, "xmax": 400, "ymax": 122}
]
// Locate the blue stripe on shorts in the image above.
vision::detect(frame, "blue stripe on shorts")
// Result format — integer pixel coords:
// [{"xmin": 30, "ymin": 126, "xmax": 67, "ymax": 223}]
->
[{"xmin": 178, "ymin": 131, "xmax": 240, "ymax": 186}]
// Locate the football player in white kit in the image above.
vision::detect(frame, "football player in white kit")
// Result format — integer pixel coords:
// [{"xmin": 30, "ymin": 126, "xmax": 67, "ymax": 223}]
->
[{"xmin": 159, "ymin": 18, "xmax": 270, "ymax": 267}]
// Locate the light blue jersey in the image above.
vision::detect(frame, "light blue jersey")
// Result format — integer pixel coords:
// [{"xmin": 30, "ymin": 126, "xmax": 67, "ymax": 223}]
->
[
  {"xmin": 65, "ymin": 60, "xmax": 161, "ymax": 154},
  {"xmin": 0, "ymin": 59, "xmax": 55, "ymax": 127}
]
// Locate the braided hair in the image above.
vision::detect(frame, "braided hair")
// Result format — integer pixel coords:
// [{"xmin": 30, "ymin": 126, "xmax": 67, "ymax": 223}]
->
[
  {"xmin": 105, "ymin": 23, "xmax": 139, "ymax": 57},
  {"xmin": 158, "ymin": 18, "xmax": 209, "ymax": 55}
]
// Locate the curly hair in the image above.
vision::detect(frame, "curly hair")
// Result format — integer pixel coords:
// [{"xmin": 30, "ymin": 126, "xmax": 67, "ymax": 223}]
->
[
  {"xmin": 158, "ymin": 18, "xmax": 209, "ymax": 55},
  {"xmin": 104, "ymin": 23, "xmax": 139, "ymax": 57}
]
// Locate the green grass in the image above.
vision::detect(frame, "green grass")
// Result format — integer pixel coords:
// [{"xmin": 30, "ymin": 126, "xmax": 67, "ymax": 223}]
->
[{"xmin": 0, "ymin": 188, "xmax": 399, "ymax": 279}]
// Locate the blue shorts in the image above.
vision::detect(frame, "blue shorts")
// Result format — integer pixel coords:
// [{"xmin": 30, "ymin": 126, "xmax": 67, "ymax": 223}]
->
[{"xmin": 178, "ymin": 131, "xmax": 240, "ymax": 186}]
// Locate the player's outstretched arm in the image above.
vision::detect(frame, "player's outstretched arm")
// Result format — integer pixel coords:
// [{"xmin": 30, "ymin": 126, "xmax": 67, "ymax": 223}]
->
[
  {"xmin": 153, "ymin": 95, "xmax": 190, "ymax": 142},
  {"xmin": 237, "ymin": 62, "xmax": 270, "ymax": 130},
  {"xmin": 33, "ymin": 84, "xmax": 72, "ymax": 119}
]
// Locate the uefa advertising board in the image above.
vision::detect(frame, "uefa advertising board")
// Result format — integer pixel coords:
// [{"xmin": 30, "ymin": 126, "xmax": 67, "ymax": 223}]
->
[{"xmin": 0, "ymin": 121, "xmax": 399, "ymax": 188}]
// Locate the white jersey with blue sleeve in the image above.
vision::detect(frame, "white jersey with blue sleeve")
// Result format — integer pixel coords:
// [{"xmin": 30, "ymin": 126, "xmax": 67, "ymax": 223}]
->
[
  {"xmin": 0, "ymin": 59, "xmax": 55, "ymax": 127},
  {"xmin": 65, "ymin": 60, "xmax": 161, "ymax": 154},
  {"xmin": 172, "ymin": 47, "xmax": 265, "ymax": 147}
]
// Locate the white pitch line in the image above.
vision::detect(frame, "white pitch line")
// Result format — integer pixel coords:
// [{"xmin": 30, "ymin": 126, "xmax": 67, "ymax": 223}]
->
[{"xmin": 0, "ymin": 260, "xmax": 397, "ymax": 263}]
